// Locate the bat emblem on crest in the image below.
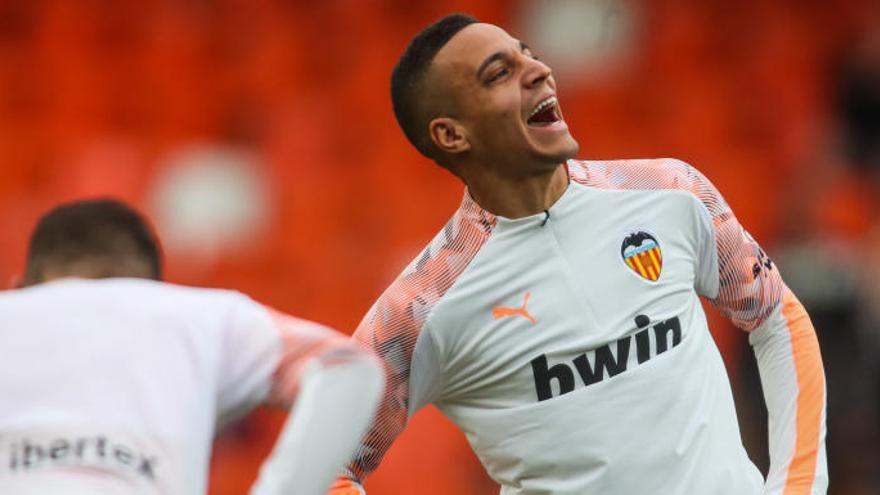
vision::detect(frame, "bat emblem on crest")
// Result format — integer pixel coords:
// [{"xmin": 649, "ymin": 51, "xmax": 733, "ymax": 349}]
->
[{"xmin": 621, "ymin": 231, "xmax": 663, "ymax": 282}]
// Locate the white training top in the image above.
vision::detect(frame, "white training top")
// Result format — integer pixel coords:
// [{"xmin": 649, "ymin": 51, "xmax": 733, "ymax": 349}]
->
[
  {"xmin": 340, "ymin": 159, "xmax": 827, "ymax": 495},
  {"xmin": 0, "ymin": 278, "xmax": 350, "ymax": 495}
]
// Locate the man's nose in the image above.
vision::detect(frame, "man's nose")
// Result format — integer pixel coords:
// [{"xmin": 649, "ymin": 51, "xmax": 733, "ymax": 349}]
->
[{"xmin": 523, "ymin": 57, "xmax": 552, "ymax": 88}]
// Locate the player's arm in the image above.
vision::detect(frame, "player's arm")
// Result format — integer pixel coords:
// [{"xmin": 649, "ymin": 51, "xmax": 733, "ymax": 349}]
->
[
  {"xmin": 328, "ymin": 278, "xmax": 443, "ymax": 494},
  {"xmin": 212, "ymin": 295, "xmax": 384, "ymax": 495},
  {"xmin": 250, "ymin": 310, "xmax": 384, "ymax": 495},
  {"xmin": 687, "ymin": 161, "xmax": 828, "ymax": 494}
]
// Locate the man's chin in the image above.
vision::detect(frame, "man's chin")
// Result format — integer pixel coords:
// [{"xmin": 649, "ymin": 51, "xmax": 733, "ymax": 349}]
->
[{"xmin": 532, "ymin": 137, "xmax": 579, "ymax": 164}]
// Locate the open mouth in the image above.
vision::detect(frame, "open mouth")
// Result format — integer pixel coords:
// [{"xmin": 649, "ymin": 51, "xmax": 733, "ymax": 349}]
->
[{"xmin": 527, "ymin": 96, "xmax": 562, "ymax": 126}]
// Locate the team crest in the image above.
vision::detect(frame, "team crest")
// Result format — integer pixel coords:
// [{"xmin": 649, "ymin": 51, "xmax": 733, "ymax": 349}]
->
[{"xmin": 621, "ymin": 231, "xmax": 663, "ymax": 282}]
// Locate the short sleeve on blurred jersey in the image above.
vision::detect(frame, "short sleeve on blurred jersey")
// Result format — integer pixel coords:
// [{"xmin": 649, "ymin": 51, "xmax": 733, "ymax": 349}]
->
[{"xmin": 216, "ymin": 294, "xmax": 282, "ymax": 424}]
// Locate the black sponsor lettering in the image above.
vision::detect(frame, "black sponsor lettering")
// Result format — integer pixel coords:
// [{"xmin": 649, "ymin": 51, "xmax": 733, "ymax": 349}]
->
[
  {"xmin": 49, "ymin": 440, "xmax": 69, "ymax": 460},
  {"xmin": 531, "ymin": 354, "xmax": 575, "ymax": 401},
  {"xmin": 5, "ymin": 435, "xmax": 158, "ymax": 481},
  {"xmin": 532, "ymin": 315, "xmax": 683, "ymax": 401},
  {"xmin": 22, "ymin": 440, "xmax": 44, "ymax": 467},
  {"xmin": 635, "ymin": 329, "xmax": 651, "ymax": 364},
  {"xmin": 74, "ymin": 437, "xmax": 87, "ymax": 457},
  {"xmin": 572, "ymin": 337, "xmax": 630, "ymax": 386},
  {"xmin": 114, "ymin": 445, "xmax": 133, "ymax": 465},
  {"xmin": 654, "ymin": 317, "xmax": 681, "ymax": 354},
  {"xmin": 634, "ymin": 314, "xmax": 652, "ymax": 364},
  {"xmin": 95, "ymin": 436, "xmax": 107, "ymax": 458},
  {"xmin": 139, "ymin": 456, "xmax": 158, "ymax": 479}
]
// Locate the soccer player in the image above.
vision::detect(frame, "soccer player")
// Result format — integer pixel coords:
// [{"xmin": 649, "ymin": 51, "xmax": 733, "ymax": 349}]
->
[
  {"xmin": 0, "ymin": 199, "xmax": 384, "ymax": 495},
  {"xmin": 330, "ymin": 13, "xmax": 827, "ymax": 495}
]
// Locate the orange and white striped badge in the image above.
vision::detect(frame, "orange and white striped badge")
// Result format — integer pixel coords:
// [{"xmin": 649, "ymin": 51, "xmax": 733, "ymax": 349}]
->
[{"xmin": 621, "ymin": 231, "xmax": 663, "ymax": 282}]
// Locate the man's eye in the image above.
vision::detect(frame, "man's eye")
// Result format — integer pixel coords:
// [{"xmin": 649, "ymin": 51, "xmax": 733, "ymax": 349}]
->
[{"xmin": 488, "ymin": 67, "xmax": 509, "ymax": 83}]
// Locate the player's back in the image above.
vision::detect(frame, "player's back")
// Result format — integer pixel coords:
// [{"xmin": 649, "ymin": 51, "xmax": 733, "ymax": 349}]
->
[{"xmin": 0, "ymin": 278, "xmax": 277, "ymax": 494}]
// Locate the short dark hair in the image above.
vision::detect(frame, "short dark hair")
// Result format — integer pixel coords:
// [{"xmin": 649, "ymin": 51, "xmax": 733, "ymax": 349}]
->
[
  {"xmin": 390, "ymin": 13, "xmax": 477, "ymax": 161},
  {"xmin": 24, "ymin": 198, "xmax": 162, "ymax": 285}
]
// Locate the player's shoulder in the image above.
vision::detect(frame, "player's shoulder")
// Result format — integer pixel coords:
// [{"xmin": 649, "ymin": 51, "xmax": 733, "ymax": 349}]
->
[
  {"xmin": 568, "ymin": 157, "xmax": 727, "ymax": 212},
  {"xmin": 132, "ymin": 280, "xmax": 267, "ymax": 322},
  {"xmin": 9, "ymin": 277, "xmax": 257, "ymax": 317},
  {"xmin": 358, "ymin": 201, "xmax": 495, "ymax": 339},
  {"xmin": 568, "ymin": 157, "xmax": 701, "ymax": 191},
  {"xmin": 104, "ymin": 277, "xmax": 252, "ymax": 305}
]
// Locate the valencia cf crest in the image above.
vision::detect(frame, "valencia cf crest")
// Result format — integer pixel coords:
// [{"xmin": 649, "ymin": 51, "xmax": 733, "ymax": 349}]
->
[{"xmin": 621, "ymin": 231, "xmax": 663, "ymax": 282}]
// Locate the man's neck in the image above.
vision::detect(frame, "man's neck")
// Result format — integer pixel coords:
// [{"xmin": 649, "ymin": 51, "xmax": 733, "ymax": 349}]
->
[{"xmin": 464, "ymin": 162, "xmax": 569, "ymax": 219}]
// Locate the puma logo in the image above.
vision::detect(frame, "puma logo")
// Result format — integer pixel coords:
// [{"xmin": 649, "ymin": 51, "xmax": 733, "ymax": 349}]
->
[{"xmin": 492, "ymin": 292, "xmax": 536, "ymax": 324}]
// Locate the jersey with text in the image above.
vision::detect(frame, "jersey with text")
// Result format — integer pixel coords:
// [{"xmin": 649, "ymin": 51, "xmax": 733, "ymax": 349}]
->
[
  {"xmin": 344, "ymin": 159, "xmax": 826, "ymax": 495},
  {"xmin": 0, "ymin": 278, "xmax": 345, "ymax": 494}
]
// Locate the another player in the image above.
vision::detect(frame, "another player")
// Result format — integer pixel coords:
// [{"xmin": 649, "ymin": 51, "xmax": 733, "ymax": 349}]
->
[
  {"xmin": 331, "ymin": 13, "xmax": 827, "ymax": 495},
  {"xmin": 0, "ymin": 199, "xmax": 384, "ymax": 495}
]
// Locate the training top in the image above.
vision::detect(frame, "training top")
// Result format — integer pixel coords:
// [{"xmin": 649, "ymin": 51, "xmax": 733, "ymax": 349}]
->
[
  {"xmin": 340, "ymin": 159, "xmax": 827, "ymax": 495},
  {"xmin": 0, "ymin": 278, "xmax": 353, "ymax": 494}
]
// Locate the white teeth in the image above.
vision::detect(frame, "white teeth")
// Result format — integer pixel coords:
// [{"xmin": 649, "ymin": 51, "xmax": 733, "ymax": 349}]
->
[{"xmin": 529, "ymin": 96, "xmax": 558, "ymax": 119}]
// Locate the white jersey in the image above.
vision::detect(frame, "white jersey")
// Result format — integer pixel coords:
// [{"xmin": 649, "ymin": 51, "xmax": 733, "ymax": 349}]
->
[
  {"xmin": 340, "ymin": 159, "xmax": 827, "ymax": 494},
  {"xmin": 0, "ymin": 278, "xmax": 350, "ymax": 494}
]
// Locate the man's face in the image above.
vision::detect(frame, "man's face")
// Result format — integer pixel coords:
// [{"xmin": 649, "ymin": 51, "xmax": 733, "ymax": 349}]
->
[{"xmin": 430, "ymin": 23, "xmax": 579, "ymax": 172}]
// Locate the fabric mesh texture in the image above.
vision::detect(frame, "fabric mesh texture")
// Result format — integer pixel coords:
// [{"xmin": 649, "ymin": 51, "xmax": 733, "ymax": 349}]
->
[
  {"xmin": 344, "ymin": 157, "xmax": 784, "ymax": 483},
  {"xmin": 570, "ymin": 158, "xmax": 784, "ymax": 331},
  {"xmin": 344, "ymin": 195, "xmax": 495, "ymax": 480}
]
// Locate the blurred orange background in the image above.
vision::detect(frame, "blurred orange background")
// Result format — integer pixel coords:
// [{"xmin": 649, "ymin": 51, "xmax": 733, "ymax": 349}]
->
[{"xmin": 0, "ymin": 1, "xmax": 877, "ymax": 493}]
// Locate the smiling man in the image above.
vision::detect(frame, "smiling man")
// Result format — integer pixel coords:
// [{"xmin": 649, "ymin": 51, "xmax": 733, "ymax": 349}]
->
[{"xmin": 331, "ymin": 13, "xmax": 827, "ymax": 495}]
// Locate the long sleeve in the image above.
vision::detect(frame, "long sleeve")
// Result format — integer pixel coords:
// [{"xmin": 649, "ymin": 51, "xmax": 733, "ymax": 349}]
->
[
  {"xmin": 327, "ymin": 295, "xmax": 428, "ymax": 493},
  {"xmin": 250, "ymin": 342, "xmax": 383, "ymax": 495},
  {"xmin": 687, "ymin": 162, "xmax": 828, "ymax": 494},
  {"xmin": 749, "ymin": 292, "xmax": 828, "ymax": 494},
  {"xmin": 330, "ymin": 202, "xmax": 495, "ymax": 493},
  {"xmin": 215, "ymin": 299, "xmax": 384, "ymax": 495}
]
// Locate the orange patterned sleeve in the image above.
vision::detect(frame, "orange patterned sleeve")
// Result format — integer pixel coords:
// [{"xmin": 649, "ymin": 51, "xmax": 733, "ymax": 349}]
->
[
  {"xmin": 571, "ymin": 158, "xmax": 784, "ymax": 330},
  {"xmin": 572, "ymin": 158, "xmax": 827, "ymax": 493},
  {"xmin": 262, "ymin": 307, "xmax": 364, "ymax": 409},
  {"xmin": 340, "ymin": 199, "xmax": 495, "ymax": 483}
]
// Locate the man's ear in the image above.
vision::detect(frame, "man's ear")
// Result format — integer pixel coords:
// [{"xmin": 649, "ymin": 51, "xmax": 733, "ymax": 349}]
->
[{"xmin": 429, "ymin": 117, "xmax": 471, "ymax": 155}]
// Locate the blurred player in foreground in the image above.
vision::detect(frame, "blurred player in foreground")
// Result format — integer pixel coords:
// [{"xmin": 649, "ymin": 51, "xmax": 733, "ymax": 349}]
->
[
  {"xmin": 0, "ymin": 199, "xmax": 384, "ymax": 495},
  {"xmin": 331, "ymin": 13, "xmax": 827, "ymax": 495}
]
